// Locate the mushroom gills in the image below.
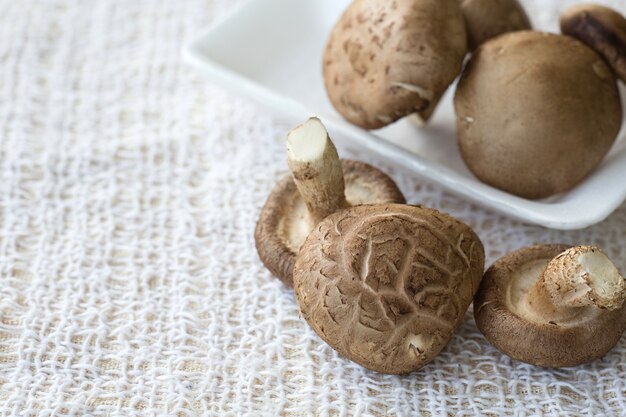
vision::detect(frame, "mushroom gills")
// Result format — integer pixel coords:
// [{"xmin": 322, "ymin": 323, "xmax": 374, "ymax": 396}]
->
[
  {"xmin": 279, "ymin": 195, "xmax": 311, "ymax": 253},
  {"xmin": 505, "ymin": 259, "xmax": 568, "ymax": 323},
  {"xmin": 278, "ymin": 181, "xmax": 385, "ymax": 253}
]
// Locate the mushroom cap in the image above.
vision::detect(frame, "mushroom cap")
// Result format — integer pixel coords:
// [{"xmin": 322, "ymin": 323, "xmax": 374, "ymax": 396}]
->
[
  {"xmin": 255, "ymin": 160, "xmax": 405, "ymax": 287},
  {"xmin": 474, "ymin": 244, "xmax": 626, "ymax": 368},
  {"xmin": 323, "ymin": 0, "xmax": 467, "ymax": 130},
  {"xmin": 459, "ymin": 0, "xmax": 531, "ymax": 50},
  {"xmin": 561, "ymin": 4, "xmax": 626, "ymax": 83},
  {"xmin": 293, "ymin": 204, "xmax": 485, "ymax": 374},
  {"xmin": 455, "ymin": 31, "xmax": 622, "ymax": 199}
]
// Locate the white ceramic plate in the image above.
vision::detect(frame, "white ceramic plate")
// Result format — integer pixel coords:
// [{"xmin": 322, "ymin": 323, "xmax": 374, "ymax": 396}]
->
[{"xmin": 183, "ymin": 0, "xmax": 626, "ymax": 230}]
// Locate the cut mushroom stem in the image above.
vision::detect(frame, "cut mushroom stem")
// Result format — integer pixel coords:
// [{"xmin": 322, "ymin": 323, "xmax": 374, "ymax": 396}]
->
[
  {"xmin": 526, "ymin": 246, "xmax": 626, "ymax": 322},
  {"xmin": 286, "ymin": 117, "xmax": 349, "ymax": 224}
]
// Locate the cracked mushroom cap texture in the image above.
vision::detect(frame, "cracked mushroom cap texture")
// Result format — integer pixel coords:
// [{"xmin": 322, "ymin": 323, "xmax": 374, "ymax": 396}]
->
[{"xmin": 293, "ymin": 204, "xmax": 485, "ymax": 374}]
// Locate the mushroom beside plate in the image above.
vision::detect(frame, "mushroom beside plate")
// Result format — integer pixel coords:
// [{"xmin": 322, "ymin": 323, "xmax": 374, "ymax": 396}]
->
[{"xmin": 183, "ymin": 0, "xmax": 626, "ymax": 230}]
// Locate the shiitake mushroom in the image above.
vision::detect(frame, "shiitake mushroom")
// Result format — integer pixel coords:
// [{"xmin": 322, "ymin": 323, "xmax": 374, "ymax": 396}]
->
[
  {"xmin": 294, "ymin": 204, "xmax": 485, "ymax": 374},
  {"xmin": 455, "ymin": 31, "xmax": 622, "ymax": 199},
  {"xmin": 255, "ymin": 118, "xmax": 404, "ymax": 286},
  {"xmin": 323, "ymin": 0, "xmax": 468, "ymax": 129}
]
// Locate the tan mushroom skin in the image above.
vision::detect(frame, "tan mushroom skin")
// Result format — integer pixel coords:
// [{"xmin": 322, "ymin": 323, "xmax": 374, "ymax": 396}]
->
[
  {"xmin": 561, "ymin": 4, "xmax": 626, "ymax": 83},
  {"xmin": 294, "ymin": 204, "xmax": 485, "ymax": 374},
  {"xmin": 455, "ymin": 31, "xmax": 622, "ymax": 199},
  {"xmin": 475, "ymin": 244, "xmax": 626, "ymax": 367},
  {"xmin": 255, "ymin": 118, "xmax": 405, "ymax": 286},
  {"xmin": 459, "ymin": 0, "xmax": 531, "ymax": 50},
  {"xmin": 323, "ymin": 0, "xmax": 467, "ymax": 129}
]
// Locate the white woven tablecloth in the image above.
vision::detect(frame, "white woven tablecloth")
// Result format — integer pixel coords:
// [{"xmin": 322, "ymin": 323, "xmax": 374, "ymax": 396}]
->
[{"xmin": 1, "ymin": 0, "xmax": 626, "ymax": 415}]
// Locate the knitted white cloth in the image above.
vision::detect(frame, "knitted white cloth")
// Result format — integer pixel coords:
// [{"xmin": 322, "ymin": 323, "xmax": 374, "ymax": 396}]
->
[{"xmin": 1, "ymin": 0, "xmax": 626, "ymax": 415}]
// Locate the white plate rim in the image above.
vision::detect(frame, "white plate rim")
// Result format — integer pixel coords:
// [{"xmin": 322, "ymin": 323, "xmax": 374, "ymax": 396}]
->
[{"xmin": 181, "ymin": 0, "xmax": 626, "ymax": 230}]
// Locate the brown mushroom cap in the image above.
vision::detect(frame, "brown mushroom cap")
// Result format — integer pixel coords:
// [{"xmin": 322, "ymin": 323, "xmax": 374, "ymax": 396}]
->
[
  {"xmin": 255, "ymin": 160, "xmax": 405, "ymax": 287},
  {"xmin": 474, "ymin": 244, "xmax": 626, "ymax": 368},
  {"xmin": 455, "ymin": 31, "xmax": 622, "ymax": 199},
  {"xmin": 561, "ymin": 4, "xmax": 626, "ymax": 83},
  {"xmin": 323, "ymin": 0, "xmax": 467, "ymax": 130},
  {"xmin": 293, "ymin": 204, "xmax": 485, "ymax": 374},
  {"xmin": 459, "ymin": 0, "xmax": 531, "ymax": 50}
]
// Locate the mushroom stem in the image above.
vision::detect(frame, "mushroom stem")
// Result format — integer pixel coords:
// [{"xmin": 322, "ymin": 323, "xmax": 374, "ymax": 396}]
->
[
  {"xmin": 286, "ymin": 118, "xmax": 349, "ymax": 224},
  {"xmin": 527, "ymin": 246, "xmax": 626, "ymax": 320}
]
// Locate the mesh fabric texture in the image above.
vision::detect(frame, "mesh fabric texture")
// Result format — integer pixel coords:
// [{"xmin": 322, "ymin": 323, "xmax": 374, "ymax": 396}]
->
[{"xmin": 1, "ymin": 0, "xmax": 626, "ymax": 415}]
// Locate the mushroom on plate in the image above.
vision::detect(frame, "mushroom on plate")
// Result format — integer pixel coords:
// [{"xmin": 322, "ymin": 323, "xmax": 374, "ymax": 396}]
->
[
  {"xmin": 255, "ymin": 118, "xmax": 405, "ymax": 287},
  {"xmin": 323, "ymin": 0, "xmax": 467, "ymax": 129},
  {"xmin": 458, "ymin": 0, "xmax": 531, "ymax": 50},
  {"xmin": 455, "ymin": 31, "xmax": 622, "ymax": 199},
  {"xmin": 475, "ymin": 244, "xmax": 626, "ymax": 367},
  {"xmin": 561, "ymin": 4, "xmax": 626, "ymax": 83},
  {"xmin": 294, "ymin": 204, "xmax": 485, "ymax": 374}
]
